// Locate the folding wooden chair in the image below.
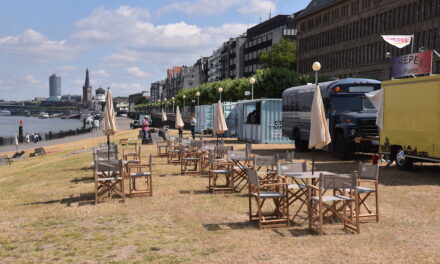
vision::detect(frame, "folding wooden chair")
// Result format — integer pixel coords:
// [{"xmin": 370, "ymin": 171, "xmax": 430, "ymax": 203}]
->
[
  {"xmin": 122, "ymin": 143, "xmax": 140, "ymax": 161},
  {"xmin": 119, "ymin": 138, "xmax": 128, "ymax": 145},
  {"xmin": 181, "ymin": 140, "xmax": 204, "ymax": 175},
  {"xmin": 127, "ymin": 155, "xmax": 153, "ymax": 197},
  {"xmin": 253, "ymin": 155, "xmax": 277, "ymax": 181},
  {"xmin": 208, "ymin": 152, "xmax": 234, "ymax": 193},
  {"xmin": 94, "ymin": 159, "xmax": 125, "ymax": 203},
  {"xmin": 167, "ymin": 139, "xmax": 182, "ymax": 164},
  {"xmin": 355, "ymin": 163, "xmax": 380, "ymax": 222},
  {"xmin": 277, "ymin": 161, "xmax": 307, "ymax": 221},
  {"xmin": 246, "ymin": 168, "xmax": 289, "ymax": 229},
  {"xmin": 0, "ymin": 155, "xmax": 12, "ymax": 165},
  {"xmin": 151, "ymin": 132, "xmax": 168, "ymax": 157},
  {"xmin": 276, "ymin": 151, "xmax": 294, "ymax": 163},
  {"xmin": 308, "ymin": 173, "xmax": 360, "ymax": 235}
]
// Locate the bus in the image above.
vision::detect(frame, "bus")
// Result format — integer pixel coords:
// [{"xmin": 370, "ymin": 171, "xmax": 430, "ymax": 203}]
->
[{"xmin": 282, "ymin": 78, "xmax": 381, "ymax": 159}]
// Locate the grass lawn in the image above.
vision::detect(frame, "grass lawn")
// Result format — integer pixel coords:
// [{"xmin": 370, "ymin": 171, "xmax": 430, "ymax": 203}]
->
[{"xmin": 1, "ymin": 129, "xmax": 440, "ymax": 263}]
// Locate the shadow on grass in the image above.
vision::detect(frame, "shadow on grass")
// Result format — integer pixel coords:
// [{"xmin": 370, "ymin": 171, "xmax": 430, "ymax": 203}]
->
[
  {"xmin": 22, "ymin": 193, "xmax": 95, "ymax": 207},
  {"xmin": 179, "ymin": 190, "xmax": 210, "ymax": 195},
  {"xmin": 203, "ymin": 221, "xmax": 254, "ymax": 231},
  {"xmin": 70, "ymin": 176, "xmax": 94, "ymax": 184}
]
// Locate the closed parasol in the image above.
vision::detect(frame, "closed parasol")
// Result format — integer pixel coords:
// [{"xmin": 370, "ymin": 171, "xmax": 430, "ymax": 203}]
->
[{"xmin": 175, "ymin": 106, "xmax": 184, "ymax": 129}]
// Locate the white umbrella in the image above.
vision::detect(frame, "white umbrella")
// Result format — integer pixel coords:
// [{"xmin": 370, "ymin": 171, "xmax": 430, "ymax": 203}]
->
[
  {"xmin": 102, "ymin": 88, "xmax": 117, "ymax": 158},
  {"xmin": 14, "ymin": 134, "xmax": 18, "ymax": 152},
  {"xmin": 161, "ymin": 109, "xmax": 167, "ymax": 122},
  {"xmin": 213, "ymin": 101, "xmax": 228, "ymax": 143},
  {"xmin": 308, "ymin": 85, "xmax": 331, "ymax": 173},
  {"xmin": 175, "ymin": 106, "xmax": 184, "ymax": 129},
  {"xmin": 365, "ymin": 89, "xmax": 384, "ymax": 129}
]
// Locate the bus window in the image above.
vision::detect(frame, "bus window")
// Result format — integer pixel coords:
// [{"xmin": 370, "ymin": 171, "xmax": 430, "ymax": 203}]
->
[{"xmin": 298, "ymin": 92, "xmax": 313, "ymax": 112}]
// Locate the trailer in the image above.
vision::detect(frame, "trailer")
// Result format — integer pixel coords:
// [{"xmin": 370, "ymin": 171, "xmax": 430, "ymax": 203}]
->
[
  {"xmin": 380, "ymin": 75, "xmax": 440, "ymax": 169},
  {"xmin": 237, "ymin": 99, "xmax": 292, "ymax": 144}
]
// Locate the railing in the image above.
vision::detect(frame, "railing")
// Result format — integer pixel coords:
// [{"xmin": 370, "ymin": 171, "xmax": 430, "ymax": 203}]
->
[{"xmin": 0, "ymin": 127, "xmax": 92, "ymax": 146}]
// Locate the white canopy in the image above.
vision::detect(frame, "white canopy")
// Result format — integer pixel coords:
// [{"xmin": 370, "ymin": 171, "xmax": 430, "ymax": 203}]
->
[
  {"xmin": 365, "ymin": 89, "xmax": 384, "ymax": 129},
  {"xmin": 175, "ymin": 106, "xmax": 184, "ymax": 128},
  {"xmin": 308, "ymin": 85, "xmax": 331, "ymax": 149},
  {"xmin": 102, "ymin": 88, "xmax": 117, "ymax": 136}
]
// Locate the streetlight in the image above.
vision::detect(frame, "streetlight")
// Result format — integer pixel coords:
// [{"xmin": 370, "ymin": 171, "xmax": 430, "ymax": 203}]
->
[
  {"xmin": 195, "ymin": 91, "xmax": 201, "ymax": 120},
  {"xmin": 158, "ymin": 99, "xmax": 161, "ymax": 112},
  {"xmin": 312, "ymin": 61, "xmax": 321, "ymax": 85},
  {"xmin": 182, "ymin": 95, "xmax": 186, "ymax": 116},
  {"xmin": 249, "ymin": 77, "xmax": 256, "ymax": 100},
  {"xmin": 172, "ymin": 97, "xmax": 175, "ymax": 114},
  {"xmin": 218, "ymin": 87, "xmax": 223, "ymax": 102}
]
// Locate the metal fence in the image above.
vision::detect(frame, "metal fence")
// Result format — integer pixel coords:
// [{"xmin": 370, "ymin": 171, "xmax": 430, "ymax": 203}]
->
[{"xmin": 0, "ymin": 127, "xmax": 92, "ymax": 146}]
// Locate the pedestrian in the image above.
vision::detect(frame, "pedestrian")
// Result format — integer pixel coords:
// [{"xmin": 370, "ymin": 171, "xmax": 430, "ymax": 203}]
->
[
  {"xmin": 178, "ymin": 127, "xmax": 183, "ymax": 138},
  {"xmin": 38, "ymin": 133, "xmax": 42, "ymax": 142},
  {"xmin": 25, "ymin": 133, "xmax": 30, "ymax": 143},
  {"xmin": 32, "ymin": 133, "xmax": 37, "ymax": 144},
  {"xmin": 141, "ymin": 116, "xmax": 150, "ymax": 144},
  {"xmin": 190, "ymin": 114, "xmax": 197, "ymax": 140}
]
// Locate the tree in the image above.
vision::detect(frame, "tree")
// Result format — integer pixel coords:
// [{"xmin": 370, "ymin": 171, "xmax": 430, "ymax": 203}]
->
[{"xmin": 259, "ymin": 38, "xmax": 297, "ymax": 71}]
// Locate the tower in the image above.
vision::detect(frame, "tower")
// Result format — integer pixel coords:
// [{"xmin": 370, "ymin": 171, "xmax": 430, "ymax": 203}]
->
[
  {"xmin": 49, "ymin": 74, "xmax": 61, "ymax": 97},
  {"xmin": 82, "ymin": 68, "xmax": 93, "ymax": 104}
]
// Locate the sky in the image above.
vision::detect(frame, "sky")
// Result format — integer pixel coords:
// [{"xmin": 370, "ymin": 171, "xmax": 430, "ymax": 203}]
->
[{"xmin": 0, "ymin": 0, "xmax": 310, "ymax": 101}]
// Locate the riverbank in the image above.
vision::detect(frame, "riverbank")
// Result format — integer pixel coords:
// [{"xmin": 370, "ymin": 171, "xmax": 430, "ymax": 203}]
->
[
  {"xmin": 0, "ymin": 127, "xmax": 439, "ymax": 263},
  {"xmin": 0, "ymin": 117, "xmax": 133, "ymax": 154}
]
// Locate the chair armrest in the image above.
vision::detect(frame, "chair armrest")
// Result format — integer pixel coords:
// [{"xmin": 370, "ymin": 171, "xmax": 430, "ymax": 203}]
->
[
  {"xmin": 306, "ymin": 184, "xmax": 319, "ymax": 191},
  {"xmin": 260, "ymin": 182, "xmax": 288, "ymax": 188},
  {"xmin": 358, "ymin": 179, "xmax": 377, "ymax": 183}
]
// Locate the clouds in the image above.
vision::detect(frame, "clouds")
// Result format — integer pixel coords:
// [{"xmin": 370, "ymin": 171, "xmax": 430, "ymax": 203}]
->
[
  {"xmin": 91, "ymin": 69, "xmax": 109, "ymax": 77},
  {"xmin": 160, "ymin": 0, "xmax": 276, "ymax": 17},
  {"xmin": 0, "ymin": 29, "xmax": 75, "ymax": 63},
  {"xmin": 237, "ymin": 0, "xmax": 276, "ymax": 16},
  {"xmin": 126, "ymin": 67, "xmax": 151, "ymax": 78},
  {"xmin": 0, "ymin": 74, "xmax": 45, "ymax": 99}
]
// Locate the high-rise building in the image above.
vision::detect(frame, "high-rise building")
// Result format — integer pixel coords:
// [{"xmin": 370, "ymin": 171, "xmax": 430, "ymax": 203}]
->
[
  {"xmin": 49, "ymin": 74, "xmax": 61, "ymax": 97},
  {"xmin": 82, "ymin": 68, "xmax": 93, "ymax": 104}
]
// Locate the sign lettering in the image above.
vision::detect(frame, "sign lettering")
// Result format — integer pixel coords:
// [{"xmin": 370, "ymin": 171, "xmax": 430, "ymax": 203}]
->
[{"xmin": 391, "ymin": 50, "xmax": 432, "ymax": 78}]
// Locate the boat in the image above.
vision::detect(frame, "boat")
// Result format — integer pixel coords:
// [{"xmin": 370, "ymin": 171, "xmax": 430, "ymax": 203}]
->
[
  {"xmin": 0, "ymin": 109, "xmax": 11, "ymax": 116},
  {"xmin": 39, "ymin": 112, "xmax": 49, "ymax": 119}
]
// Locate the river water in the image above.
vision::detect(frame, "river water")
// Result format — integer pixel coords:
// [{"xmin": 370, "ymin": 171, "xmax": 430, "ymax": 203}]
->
[{"xmin": 0, "ymin": 116, "xmax": 83, "ymax": 137}]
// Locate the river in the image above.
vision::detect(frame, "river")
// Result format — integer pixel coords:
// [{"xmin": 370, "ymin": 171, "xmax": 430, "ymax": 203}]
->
[{"xmin": 0, "ymin": 116, "xmax": 83, "ymax": 137}]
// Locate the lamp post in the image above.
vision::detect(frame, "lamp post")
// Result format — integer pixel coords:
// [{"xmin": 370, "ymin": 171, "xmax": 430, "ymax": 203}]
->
[
  {"xmin": 312, "ymin": 61, "xmax": 321, "ymax": 85},
  {"xmin": 218, "ymin": 87, "xmax": 223, "ymax": 102},
  {"xmin": 195, "ymin": 91, "xmax": 201, "ymax": 120},
  {"xmin": 158, "ymin": 99, "xmax": 161, "ymax": 112},
  {"xmin": 172, "ymin": 97, "xmax": 175, "ymax": 114},
  {"xmin": 182, "ymin": 95, "xmax": 186, "ymax": 116},
  {"xmin": 249, "ymin": 77, "xmax": 256, "ymax": 100}
]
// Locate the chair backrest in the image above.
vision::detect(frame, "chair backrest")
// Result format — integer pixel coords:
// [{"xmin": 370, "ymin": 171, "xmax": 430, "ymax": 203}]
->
[
  {"xmin": 357, "ymin": 163, "xmax": 379, "ymax": 180},
  {"xmin": 246, "ymin": 168, "xmax": 260, "ymax": 187},
  {"xmin": 119, "ymin": 138, "xmax": 128, "ymax": 145},
  {"xmin": 190, "ymin": 140, "xmax": 204, "ymax": 149},
  {"xmin": 35, "ymin": 147, "xmax": 46, "ymax": 155},
  {"xmin": 245, "ymin": 143, "xmax": 252, "ymax": 156},
  {"xmin": 95, "ymin": 159, "xmax": 123, "ymax": 172},
  {"xmin": 214, "ymin": 145, "xmax": 233, "ymax": 158},
  {"xmin": 253, "ymin": 155, "xmax": 277, "ymax": 168},
  {"xmin": 277, "ymin": 162, "xmax": 307, "ymax": 176},
  {"xmin": 227, "ymin": 150, "xmax": 247, "ymax": 161},
  {"xmin": 96, "ymin": 148, "xmax": 118, "ymax": 160},
  {"xmin": 319, "ymin": 173, "xmax": 357, "ymax": 190},
  {"xmin": 150, "ymin": 132, "xmax": 159, "ymax": 144},
  {"xmin": 148, "ymin": 154, "xmax": 153, "ymax": 168}
]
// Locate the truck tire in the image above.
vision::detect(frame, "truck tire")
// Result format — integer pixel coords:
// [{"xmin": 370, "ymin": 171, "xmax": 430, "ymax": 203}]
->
[
  {"xmin": 395, "ymin": 149, "xmax": 413, "ymax": 170},
  {"xmin": 335, "ymin": 133, "xmax": 350, "ymax": 160},
  {"xmin": 294, "ymin": 131, "xmax": 308, "ymax": 152}
]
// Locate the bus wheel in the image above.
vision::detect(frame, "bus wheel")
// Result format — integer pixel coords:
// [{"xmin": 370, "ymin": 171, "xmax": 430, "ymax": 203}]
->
[
  {"xmin": 294, "ymin": 131, "xmax": 308, "ymax": 152},
  {"xmin": 335, "ymin": 133, "xmax": 349, "ymax": 160},
  {"xmin": 395, "ymin": 149, "xmax": 413, "ymax": 170}
]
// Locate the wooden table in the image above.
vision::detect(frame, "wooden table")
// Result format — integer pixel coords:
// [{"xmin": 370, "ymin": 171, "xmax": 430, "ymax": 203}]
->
[{"xmin": 284, "ymin": 171, "xmax": 336, "ymax": 223}]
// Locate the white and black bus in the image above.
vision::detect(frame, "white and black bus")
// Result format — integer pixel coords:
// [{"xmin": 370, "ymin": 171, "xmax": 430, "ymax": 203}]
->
[{"xmin": 282, "ymin": 78, "xmax": 381, "ymax": 159}]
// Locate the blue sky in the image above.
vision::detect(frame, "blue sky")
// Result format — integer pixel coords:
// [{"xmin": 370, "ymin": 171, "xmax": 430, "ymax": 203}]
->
[{"xmin": 0, "ymin": 0, "xmax": 310, "ymax": 100}]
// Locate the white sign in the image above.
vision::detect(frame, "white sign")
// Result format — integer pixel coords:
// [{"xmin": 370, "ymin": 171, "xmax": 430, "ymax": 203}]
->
[
  {"xmin": 382, "ymin": 35, "xmax": 413, "ymax": 48},
  {"xmin": 244, "ymin": 91, "xmax": 251, "ymax": 96},
  {"xmin": 272, "ymin": 129, "xmax": 282, "ymax": 138}
]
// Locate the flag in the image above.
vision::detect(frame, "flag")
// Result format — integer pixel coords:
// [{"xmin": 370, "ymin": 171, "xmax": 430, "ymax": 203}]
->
[{"xmin": 382, "ymin": 35, "xmax": 413, "ymax": 48}]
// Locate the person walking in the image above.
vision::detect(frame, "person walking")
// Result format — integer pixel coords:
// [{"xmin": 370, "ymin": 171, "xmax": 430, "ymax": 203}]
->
[
  {"xmin": 25, "ymin": 133, "xmax": 30, "ymax": 143},
  {"xmin": 141, "ymin": 116, "xmax": 150, "ymax": 144},
  {"xmin": 190, "ymin": 114, "xmax": 197, "ymax": 140}
]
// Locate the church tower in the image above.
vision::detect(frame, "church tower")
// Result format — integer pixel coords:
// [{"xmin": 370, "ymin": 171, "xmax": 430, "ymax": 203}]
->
[{"xmin": 82, "ymin": 68, "xmax": 93, "ymax": 104}]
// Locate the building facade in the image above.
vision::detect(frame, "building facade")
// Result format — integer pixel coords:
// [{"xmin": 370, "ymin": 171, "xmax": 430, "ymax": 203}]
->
[
  {"xmin": 296, "ymin": 0, "xmax": 440, "ymax": 80},
  {"xmin": 163, "ymin": 66, "xmax": 183, "ymax": 99},
  {"xmin": 243, "ymin": 15, "xmax": 297, "ymax": 77},
  {"xmin": 82, "ymin": 68, "xmax": 93, "ymax": 104},
  {"xmin": 150, "ymin": 80, "xmax": 164, "ymax": 102},
  {"xmin": 49, "ymin": 74, "xmax": 61, "ymax": 97},
  {"xmin": 208, "ymin": 47, "xmax": 222, "ymax": 82}
]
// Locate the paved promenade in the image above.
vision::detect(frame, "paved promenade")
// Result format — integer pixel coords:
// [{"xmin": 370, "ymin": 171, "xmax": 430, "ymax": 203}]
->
[{"xmin": 0, "ymin": 117, "xmax": 134, "ymax": 154}]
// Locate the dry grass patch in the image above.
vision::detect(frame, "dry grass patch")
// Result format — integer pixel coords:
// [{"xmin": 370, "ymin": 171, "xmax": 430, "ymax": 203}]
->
[{"xmin": 1, "ymin": 129, "xmax": 440, "ymax": 263}]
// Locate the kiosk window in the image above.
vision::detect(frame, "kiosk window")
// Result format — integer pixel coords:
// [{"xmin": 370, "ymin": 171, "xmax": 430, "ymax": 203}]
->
[{"xmin": 245, "ymin": 102, "xmax": 261, "ymax": 124}]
